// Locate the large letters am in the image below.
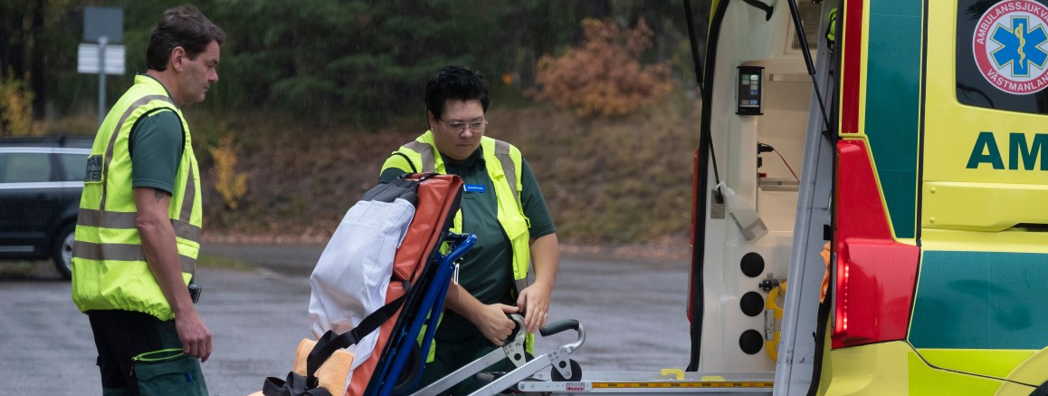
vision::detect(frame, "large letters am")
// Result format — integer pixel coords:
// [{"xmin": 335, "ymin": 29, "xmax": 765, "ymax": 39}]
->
[{"xmin": 966, "ymin": 132, "xmax": 1048, "ymax": 170}]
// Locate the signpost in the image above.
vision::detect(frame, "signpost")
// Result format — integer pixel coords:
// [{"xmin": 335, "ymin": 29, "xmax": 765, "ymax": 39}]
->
[
  {"xmin": 77, "ymin": 44, "xmax": 125, "ymax": 74},
  {"xmin": 77, "ymin": 7, "xmax": 124, "ymax": 126}
]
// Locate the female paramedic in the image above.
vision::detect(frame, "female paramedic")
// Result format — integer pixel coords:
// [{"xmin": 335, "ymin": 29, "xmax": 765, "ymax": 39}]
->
[{"xmin": 378, "ymin": 65, "xmax": 561, "ymax": 395}]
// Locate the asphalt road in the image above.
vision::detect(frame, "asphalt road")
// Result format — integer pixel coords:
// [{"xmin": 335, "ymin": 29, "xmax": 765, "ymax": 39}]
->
[{"xmin": 0, "ymin": 243, "xmax": 691, "ymax": 395}]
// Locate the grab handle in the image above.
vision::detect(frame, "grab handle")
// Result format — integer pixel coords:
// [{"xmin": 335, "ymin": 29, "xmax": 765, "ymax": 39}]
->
[
  {"xmin": 539, "ymin": 319, "xmax": 579, "ymax": 337},
  {"xmin": 540, "ymin": 319, "xmax": 586, "ymax": 358},
  {"xmin": 505, "ymin": 314, "xmax": 526, "ymax": 344}
]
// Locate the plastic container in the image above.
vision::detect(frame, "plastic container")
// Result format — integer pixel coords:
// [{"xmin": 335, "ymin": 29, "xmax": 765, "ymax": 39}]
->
[{"xmin": 717, "ymin": 182, "xmax": 769, "ymax": 242}]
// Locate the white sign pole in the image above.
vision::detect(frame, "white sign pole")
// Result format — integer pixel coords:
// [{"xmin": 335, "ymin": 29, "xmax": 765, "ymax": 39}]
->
[
  {"xmin": 98, "ymin": 36, "xmax": 107, "ymax": 126},
  {"xmin": 83, "ymin": 6, "xmax": 123, "ymax": 125}
]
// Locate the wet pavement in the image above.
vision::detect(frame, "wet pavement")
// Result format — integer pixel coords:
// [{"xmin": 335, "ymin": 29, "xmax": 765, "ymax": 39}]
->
[{"xmin": 0, "ymin": 243, "xmax": 691, "ymax": 395}]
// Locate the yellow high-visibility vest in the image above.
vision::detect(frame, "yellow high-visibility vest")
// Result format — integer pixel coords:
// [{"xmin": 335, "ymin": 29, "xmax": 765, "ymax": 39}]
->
[
  {"xmin": 71, "ymin": 75, "xmax": 203, "ymax": 321},
  {"xmin": 387, "ymin": 130, "xmax": 535, "ymax": 355}
]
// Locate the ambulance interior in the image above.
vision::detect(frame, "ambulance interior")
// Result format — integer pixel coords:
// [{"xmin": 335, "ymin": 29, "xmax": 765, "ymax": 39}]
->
[{"xmin": 693, "ymin": 1, "xmax": 827, "ymax": 375}]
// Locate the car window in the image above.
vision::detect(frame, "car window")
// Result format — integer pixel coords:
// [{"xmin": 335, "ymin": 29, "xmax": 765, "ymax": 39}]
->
[
  {"xmin": 0, "ymin": 152, "xmax": 51, "ymax": 183},
  {"xmin": 58, "ymin": 153, "xmax": 88, "ymax": 182},
  {"xmin": 956, "ymin": 0, "xmax": 1048, "ymax": 114},
  {"xmin": 789, "ymin": 1, "xmax": 822, "ymax": 51}
]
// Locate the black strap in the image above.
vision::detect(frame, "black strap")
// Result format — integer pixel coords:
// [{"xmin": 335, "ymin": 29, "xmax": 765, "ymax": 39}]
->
[
  {"xmin": 391, "ymin": 152, "xmax": 417, "ymax": 173},
  {"xmin": 305, "ymin": 294, "xmax": 408, "ymax": 387},
  {"xmin": 263, "ymin": 295, "xmax": 408, "ymax": 396},
  {"xmin": 262, "ymin": 371, "xmax": 333, "ymax": 396}
]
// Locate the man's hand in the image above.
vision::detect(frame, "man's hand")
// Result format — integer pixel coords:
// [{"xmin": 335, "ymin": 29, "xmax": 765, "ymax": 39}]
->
[
  {"xmin": 517, "ymin": 281, "xmax": 552, "ymax": 333},
  {"xmin": 134, "ymin": 187, "xmax": 212, "ymax": 362},
  {"xmin": 471, "ymin": 303, "xmax": 519, "ymax": 346},
  {"xmin": 174, "ymin": 307, "xmax": 212, "ymax": 362}
]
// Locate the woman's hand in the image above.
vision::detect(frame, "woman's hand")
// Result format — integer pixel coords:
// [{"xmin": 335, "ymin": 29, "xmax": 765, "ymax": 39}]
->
[
  {"xmin": 471, "ymin": 303, "xmax": 519, "ymax": 346},
  {"xmin": 517, "ymin": 281, "xmax": 552, "ymax": 333}
]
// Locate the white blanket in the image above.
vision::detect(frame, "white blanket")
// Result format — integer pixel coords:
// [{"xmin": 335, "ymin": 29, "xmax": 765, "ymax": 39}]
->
[{"xmin": 308, "ymin": 197, "xmax": 415, "ymax": 373}]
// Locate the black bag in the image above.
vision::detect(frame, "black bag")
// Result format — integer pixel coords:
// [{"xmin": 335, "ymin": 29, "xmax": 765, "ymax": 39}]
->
[{"xmin": 132, "ymin": 348, "xmax": 208, "ymax": 396}]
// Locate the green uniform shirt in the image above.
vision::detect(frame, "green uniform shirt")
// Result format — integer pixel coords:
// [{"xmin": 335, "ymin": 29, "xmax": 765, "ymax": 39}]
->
[
  {"xmin": 129, "ymin": 75, "xmax": 182, "ymax": 194},
  {"xmin": 379, "ymin": 147, "xmax": 556, "ymax": 342}
]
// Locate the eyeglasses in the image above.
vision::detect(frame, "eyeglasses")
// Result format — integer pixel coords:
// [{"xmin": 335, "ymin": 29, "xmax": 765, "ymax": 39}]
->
[{"xmin": 441, "ymin": 119, "xmax": 488, "ymax": 134}]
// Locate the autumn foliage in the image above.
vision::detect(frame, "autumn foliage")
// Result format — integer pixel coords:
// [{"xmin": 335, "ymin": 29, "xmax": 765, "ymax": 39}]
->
[
  {"xmin": 209, "ymin": 134, "xmax": 248, "ymax": 210},
  {"xmin": 531, "ymin": 18, "xmax": 674, "ymax": 117},
  {"xmin": 0, "ymin": 69, "xmax": 37, "ymax": 136}
]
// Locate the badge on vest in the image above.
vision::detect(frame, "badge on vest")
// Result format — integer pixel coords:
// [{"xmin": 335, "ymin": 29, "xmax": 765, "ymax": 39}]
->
[
  {"xmin": 85, "ymin": 155, "xmax": 103, "ymax": 183},
  {"xmin": 464, "ymin": 184, "xmax": 486, "ymax": 193}
]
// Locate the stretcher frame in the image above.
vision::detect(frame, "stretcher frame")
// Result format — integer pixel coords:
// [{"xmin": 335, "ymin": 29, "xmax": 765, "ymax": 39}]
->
[{"xmin": 411, "ymin": 316, "xmax": 586, "ymax": 396}]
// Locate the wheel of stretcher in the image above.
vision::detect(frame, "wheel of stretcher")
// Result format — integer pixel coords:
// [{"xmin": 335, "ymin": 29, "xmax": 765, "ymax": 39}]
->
[
  {"xmin": 550, "ymin": 359, "xmax": 582, "ymax": 381},
  {"xmin": 392, "ymin": 344, "xmax": 423, "ymax": 395}
]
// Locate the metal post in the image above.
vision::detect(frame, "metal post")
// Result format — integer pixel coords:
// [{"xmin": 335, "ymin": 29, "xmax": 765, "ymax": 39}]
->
[{"xmin": 98, "ymin": 36, "xmax": 108, "ymax": 126}]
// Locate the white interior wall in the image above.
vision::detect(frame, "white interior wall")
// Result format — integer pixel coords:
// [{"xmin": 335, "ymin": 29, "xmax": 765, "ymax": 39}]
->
[
  {"xmin": 699, "ymin": 1, "xmax": 814, "ymax": 373},
  {"xmin": 757, "ymin": 79, "xmax": 811, "ymax": 232}
]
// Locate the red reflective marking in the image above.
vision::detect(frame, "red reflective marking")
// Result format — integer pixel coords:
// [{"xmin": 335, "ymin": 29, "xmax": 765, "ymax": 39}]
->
[
  {"xmin": 832, "ymin": 141, "xmax": 919, "ymax": 349},
  {"xmin": 841, "ymin": 0, "xmax": 863, "ymax": 134}
]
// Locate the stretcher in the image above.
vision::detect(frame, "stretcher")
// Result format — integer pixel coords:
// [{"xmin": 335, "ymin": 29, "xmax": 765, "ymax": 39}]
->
[
  {"xmin": 265, "ymin": 173, "xmax": 590, "ymax": 396},
  {"xmin": 258, "ymin": 230, "xmax": 476, "ymax": 396},
  {"xmin": 411, "ymin": 315, "xmax": 586, "ymax": 396}
]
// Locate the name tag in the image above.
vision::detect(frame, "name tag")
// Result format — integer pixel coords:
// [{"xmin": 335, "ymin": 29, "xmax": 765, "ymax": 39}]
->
[
  {"xmin": 84, "ymin": 155, "xmax": 103, "ymax": 183},
  {"xmin": 464, "ymin": 184, "xmax": 486, "ymax": 193}
]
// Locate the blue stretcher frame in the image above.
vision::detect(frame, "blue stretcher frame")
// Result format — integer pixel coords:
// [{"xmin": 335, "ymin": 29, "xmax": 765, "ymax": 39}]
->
[{"xmin": 365, "ymin": 232, "xmax": 476, "ymax": 396}]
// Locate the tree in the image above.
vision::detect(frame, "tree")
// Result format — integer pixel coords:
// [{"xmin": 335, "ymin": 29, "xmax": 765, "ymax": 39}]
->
[
  {"xmin": 0, "ymin": 0, "xmax": 45, "ymax": 127},
  {"xmin": 9, "ymin": 0, "xmax": 692, "ymax": 127},
  {"xmin": 531, "ymin": 18, "xmax": 675, "ymax": 117}
]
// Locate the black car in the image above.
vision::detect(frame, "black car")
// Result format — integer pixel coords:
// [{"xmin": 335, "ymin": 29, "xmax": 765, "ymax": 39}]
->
[{"xmin": 0, "ymin": 136, "xmax": 92, "ymax": 279}]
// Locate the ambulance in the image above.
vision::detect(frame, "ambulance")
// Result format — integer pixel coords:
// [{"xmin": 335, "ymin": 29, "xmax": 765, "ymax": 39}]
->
[{"xmin": 516, "ymin": 0, "xmax": 1048, "ymax": 394}]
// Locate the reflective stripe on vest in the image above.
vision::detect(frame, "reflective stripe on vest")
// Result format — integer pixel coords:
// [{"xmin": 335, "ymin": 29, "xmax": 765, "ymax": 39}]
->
[
  {"xmin": 71, "ymin": 75, "xmax": 202, "ymax": 321},
  {"xmin": 401, "ymin": 138, "xmax": 520, "ymax": 209},
  {"xmin": 71, "ymin": 241, "xmax": 197, "ymax": 273},
  {"xmin": 400, "ymin": 139, "xmax": 518, "ymax": 205},
  {"xmin": 99, "ymin": 94, "xmax": 167, "ymax": 209}
]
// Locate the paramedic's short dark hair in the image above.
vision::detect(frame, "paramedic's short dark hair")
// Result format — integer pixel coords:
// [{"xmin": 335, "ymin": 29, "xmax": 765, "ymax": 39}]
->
[
  {"xmin": 426, "ymin": 66, "xmax": 490, "ymax": 120},
  {"xmin": 146, "ymin": 4, "xmax": 226, "ymax": 71}
]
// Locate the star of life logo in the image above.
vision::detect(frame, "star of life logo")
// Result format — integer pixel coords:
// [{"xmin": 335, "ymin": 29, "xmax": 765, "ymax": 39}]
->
[{"xmin": 973, "ymin": 0, "xmax": 1048, "ymax": 94}]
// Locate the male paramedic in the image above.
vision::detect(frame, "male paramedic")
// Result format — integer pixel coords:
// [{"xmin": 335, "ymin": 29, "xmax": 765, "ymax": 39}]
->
[
  {"xmin": 71, "ymin": 4, "xmax": 224, "ymax": 395},
  {"xmin": 379, "ymin": 65, "xmax": 561, "ymax": 394}
]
